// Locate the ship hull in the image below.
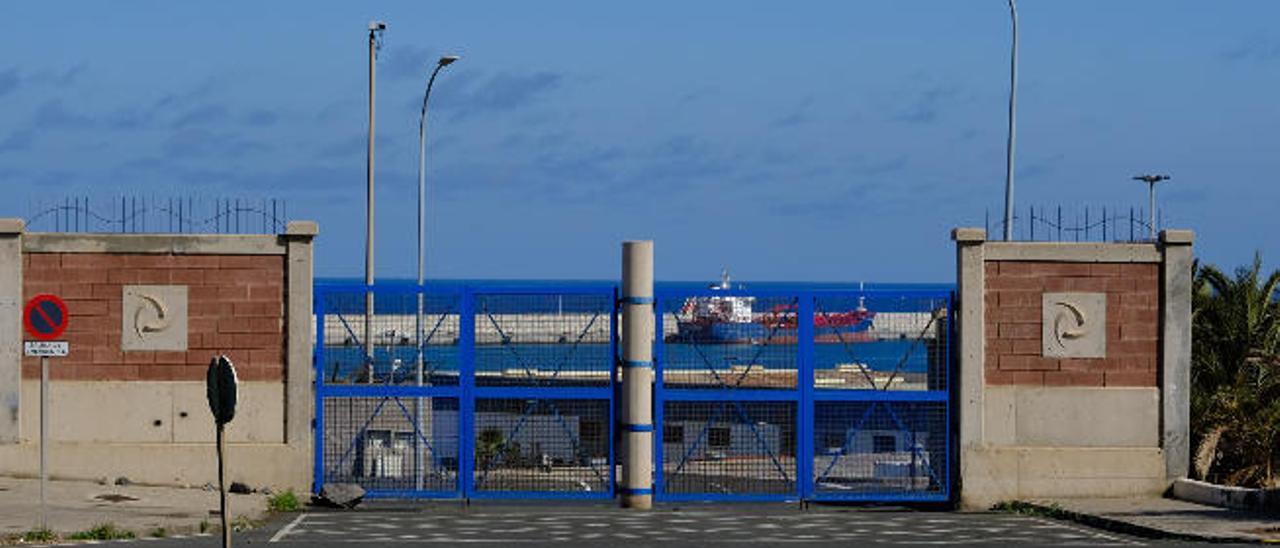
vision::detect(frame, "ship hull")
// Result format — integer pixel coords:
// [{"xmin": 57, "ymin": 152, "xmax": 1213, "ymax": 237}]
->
[{"xmin": 671, "ymin": 321, "xmax": 873, "ymax": 344}]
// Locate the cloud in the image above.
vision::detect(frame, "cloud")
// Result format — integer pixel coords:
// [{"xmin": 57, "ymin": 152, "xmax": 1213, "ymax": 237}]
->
[
  {"xmin": 383, "ymin": 45, "xmax": 437, "ymax": 82},
  {"xmin": 0, "ymin": 63, "xmax": 86, "ymax": 98},
  {"xmin": 771, "ymin": 111, "xmax": 809, "ymax": 128},
  {"xmin": 770, "ymin": 97, "xmax": 815, "ymax": 128},
  {"xmin": 33, "ymin": 99, "xmax": 95, "ymax": 128},
  {"xmin": 29, "ymin": 63, "xmax": 87, "ymax": 87},
  {"xmin": 854, "ymin": 156, "xmax": 909, "ymax": 177},
  {"xmin": 243, "ymin": 109, "xmax": 279, "ymax": 127},
  {"xmin": 1223, "ymin": 36, "xmax": 1280, "ymax": 62},
  {"xmin": 105, "ymin": 107, "xmax": 155, "ymax": 130},
  {"xmin": 171, "ymin": 104, "xmax": 229, "ymax": 128},
  {"xmin": 0, "ymin": 129, "xmax": 34, "ymax": 153},
  {"xmin": 892, "ymin": 84, "xmax": 961, "ymax": 125},
  {"xmin": 0, "ymin": 68, "xmax": 18, "ymax": 97},
  {"xmin": 162, "ymin": 128, "xmax": 270, "ymax": 158},
  {"xmin": 1015, "ymin": 153, "xmax": 1065, "ymax": 180},
  {"xmin": 431, "ymin": 71, "xmax": 564, "ymax": 117}
]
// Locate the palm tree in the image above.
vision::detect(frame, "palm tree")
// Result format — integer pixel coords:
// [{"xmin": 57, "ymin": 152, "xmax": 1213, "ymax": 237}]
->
[{"xmin": 1191, "ymin": 254, "xmax": 1280, "ymax": 486}]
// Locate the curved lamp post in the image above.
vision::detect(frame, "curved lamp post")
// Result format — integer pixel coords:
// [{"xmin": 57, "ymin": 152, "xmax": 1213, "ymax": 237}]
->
[
  {"xmin": 414, "ymin": 54, "xmax": 458, "ymax": 491},
  {"xmin": 1003, "ymin": 0, "xmax": 1019, "ymax": 241}
]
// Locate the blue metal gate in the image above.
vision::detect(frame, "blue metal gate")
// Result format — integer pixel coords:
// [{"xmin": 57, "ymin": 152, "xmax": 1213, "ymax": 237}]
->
[
  {"xmin": 314, "ymin": 283, "xmax": 617, "ymax": 500},
  {"xmin": 653, "ymin": 287, "xmax": 953, "ymax": 502}
]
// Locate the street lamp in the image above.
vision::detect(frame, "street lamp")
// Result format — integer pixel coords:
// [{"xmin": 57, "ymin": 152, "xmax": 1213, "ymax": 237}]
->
[
  {"xmin": 1132, "ymin": 174, "xmax": 1170, "ymax": 240},
  {"xmin": 416, "ymin": 54, "xmax": 459, "ymax": 379},
  {"xmin": 365, "ymin": 21, "xmax": 386, "ymax": 384},
  {"xmin": 1002, "ymin": 0, "xmax": 1019, "ymax": 241},
  {"xmin": 414, "ymin": 54, "xmax": 458, "ymax": 491}
]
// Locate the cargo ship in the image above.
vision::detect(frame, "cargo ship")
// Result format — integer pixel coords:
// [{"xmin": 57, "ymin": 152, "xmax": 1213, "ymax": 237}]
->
[{"xmin": 671, "ymin": 271, "xmax": 875, "ymax": 344}]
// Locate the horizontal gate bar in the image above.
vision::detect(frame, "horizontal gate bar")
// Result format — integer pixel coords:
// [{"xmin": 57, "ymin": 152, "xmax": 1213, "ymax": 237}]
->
[
  {"xmin": 318, "ymin": 385, "xmax": 461, "ymax": 398},
  {"xmin": 810, "ymin": 492, "xmax": 950, "ymax": 502},
  {"xmin": 471, "ymin": 386, "xmax": 613, "ymax": 400},
  {"xmin": 314, "ymin": 283, "xmax": 617, "ymax": 295},
  {"xmin": 659, "ymin": 388, "xmax": 799, "ymax": 401},
  {"xmin": 812, "ymin": 389, "xmax": 949, "ymax": 402},
  {"xmin": 655, "ymin": 287, "xmax": 953, "ymax": 298},
  {"xmin": 468, "ymin": 491, "xmax": 615, "ymax": 501},
  {"xmin": 657, "ymin": 493, "xmax": 799, "ymax": 503},
  {"xmin": 364, "ymin": 490, "xmax": 462, "ymax": 500}
]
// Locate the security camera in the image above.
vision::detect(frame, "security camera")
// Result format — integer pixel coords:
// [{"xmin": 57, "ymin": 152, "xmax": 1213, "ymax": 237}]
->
[{"xmin": 369, "ymin": 21, "xmax": 386, "ymax": 31}]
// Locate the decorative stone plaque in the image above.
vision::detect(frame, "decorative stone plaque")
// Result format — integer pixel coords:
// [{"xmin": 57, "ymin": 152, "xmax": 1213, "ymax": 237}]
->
[
  {"xmin": 1042, "ymin": 292, "xmax": 1106, "ymax": 358},
  {"xmin": 122, "ymin": 285, "xmax": 188, "ymax": 351}
]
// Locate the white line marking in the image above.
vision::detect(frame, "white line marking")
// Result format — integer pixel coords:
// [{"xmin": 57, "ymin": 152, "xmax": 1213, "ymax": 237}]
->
[{"xmin": 269, "ymin": 512, "xmax": 309, "ymax": 543}]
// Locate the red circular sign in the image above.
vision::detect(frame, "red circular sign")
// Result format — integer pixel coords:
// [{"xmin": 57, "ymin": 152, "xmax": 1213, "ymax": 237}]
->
[{"xmin": 24, "ymin": 294, "xmax": 69, "ymax": 341}]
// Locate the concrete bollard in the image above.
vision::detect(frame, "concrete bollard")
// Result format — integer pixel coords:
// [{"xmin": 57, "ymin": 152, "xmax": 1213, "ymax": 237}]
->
[{"xmin": 620, "ymin": 241, "xmax": 654, "ymax": 509}]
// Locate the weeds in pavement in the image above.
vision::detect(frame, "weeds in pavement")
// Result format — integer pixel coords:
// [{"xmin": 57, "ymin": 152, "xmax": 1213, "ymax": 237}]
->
[
  {"xmin": 268, "ymin": 489, "xmax": 302, "ymax": 512},
  {"xmin": 232, "ymin": 515, "xmax": 264, "ymax": 532},
  {"xmin": 990, "ymin": 500, "xmax": 1067, "ymax": 519},
  {"xmin": 68, "ymin": 523, "xmax": 135, "ymax": 540},
  {"xmin": 150, "ymin": 527, "xmax": 168, "ymax": 538},
  {"xmin": 10, "ymin": 528, "xmax": 57, "ymax": 543}
]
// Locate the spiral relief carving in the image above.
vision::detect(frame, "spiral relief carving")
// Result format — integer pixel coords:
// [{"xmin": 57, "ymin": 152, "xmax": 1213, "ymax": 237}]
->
[{"xmin": 1042, "ymin": 293, "xmax": 1106, "ymax": 358}]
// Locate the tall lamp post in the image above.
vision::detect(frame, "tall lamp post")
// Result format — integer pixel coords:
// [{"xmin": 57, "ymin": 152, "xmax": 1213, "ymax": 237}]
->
[
  {"xmin": 414, "ymin": 54, "xmax": 458, "ymax": 491},
  {"xmin": 1132, "ymin": 174, "xmax": 1170, "ymax": 240},
  {"xmin": 1002, "ymin": 0, "xmax": 1019, "ymax": 241},
  {"xmin": 365, "ymin": 21, "xmax": 386, "ymax": 383}
]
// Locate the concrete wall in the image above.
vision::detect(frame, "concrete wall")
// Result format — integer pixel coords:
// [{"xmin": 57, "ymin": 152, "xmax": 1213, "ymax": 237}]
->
[
  {"xmin": 0, "ymin": 220, "xmax": 316, "ymax": 492},
  {"xmin": 953, "ymin": 228, "xmax": 1193, "ymax": 508}
]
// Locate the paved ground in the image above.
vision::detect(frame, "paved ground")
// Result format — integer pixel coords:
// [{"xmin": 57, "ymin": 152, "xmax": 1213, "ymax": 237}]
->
[
  {"xmin": 61, "ymin": 501, "xmax": 1213, "ymax": 547},
  {"xmin": 0, "ymin": 476, "xmax": 267, "ymax": 540},
  {"xmin": 4, "ymin": 479, "xmax": 1271, "ymax": 546}
]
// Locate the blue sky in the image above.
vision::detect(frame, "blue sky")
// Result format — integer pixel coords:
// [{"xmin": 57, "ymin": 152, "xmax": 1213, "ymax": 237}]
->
[{"xmin": 1, "ymin": 2, "xmax": 1277, "ymax": 282}]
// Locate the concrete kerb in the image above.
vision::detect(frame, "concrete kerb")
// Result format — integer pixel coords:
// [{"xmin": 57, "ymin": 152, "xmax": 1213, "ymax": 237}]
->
[
  {"xmin": 1173, "ymin": 478, "xmax": 1280, "ymax": 515},
  {"xmin": 1018, "ymin": 498, "xmax": 1274, "ymax": 544},
  {"xmin": 1014, "ymin": 501, "xmax": 1238, "ymax": 544}
]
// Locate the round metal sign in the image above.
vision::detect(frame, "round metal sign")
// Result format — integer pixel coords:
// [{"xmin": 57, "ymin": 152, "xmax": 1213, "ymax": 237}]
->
[
  {"xmin": 24, "ymin": 294, "xmax": 69, "ymax": 341},
  {"xmin": 206, "ymin": 355, "xmax": 239, "ymax": 425}
]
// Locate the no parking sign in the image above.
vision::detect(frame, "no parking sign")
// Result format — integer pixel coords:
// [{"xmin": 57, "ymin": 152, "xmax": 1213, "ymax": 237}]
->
[
  {"xmin": 23, "ymin": 293, "xmax": 68, "ymax": 530},
  {"xmin": 24, "ymin": 294, "xmax": 68, "ymax": 356}
]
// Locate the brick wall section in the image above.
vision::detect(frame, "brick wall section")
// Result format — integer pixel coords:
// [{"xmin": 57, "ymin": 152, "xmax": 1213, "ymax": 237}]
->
[
  {"xmin": 20, "ymin": 253, "xmax": 284, "ymax": 382},
  {"xmin": 984, "ymin": 261, "xmax": 1158, "ymax": 387}
]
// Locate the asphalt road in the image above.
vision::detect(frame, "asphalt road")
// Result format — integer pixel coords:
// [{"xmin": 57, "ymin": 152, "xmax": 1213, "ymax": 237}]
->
[{"xmin": 103, "ymin": 501, "xmax": 1225, "ymax": 547}]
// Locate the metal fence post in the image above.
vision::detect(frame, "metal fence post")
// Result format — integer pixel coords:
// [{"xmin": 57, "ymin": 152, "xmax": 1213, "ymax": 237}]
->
[{"xmin": 620, "ymin": 241, "xmax": 654, "ymax": 509}]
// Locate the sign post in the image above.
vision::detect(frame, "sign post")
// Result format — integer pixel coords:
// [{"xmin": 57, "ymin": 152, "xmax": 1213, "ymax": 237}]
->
[
  {"xmin": 207, "ymin": 355, "xmax": 238, "ymax": 548},
  {"xmin": 23, "ymin": 294, "xmax": 69, "ymax": 532}
]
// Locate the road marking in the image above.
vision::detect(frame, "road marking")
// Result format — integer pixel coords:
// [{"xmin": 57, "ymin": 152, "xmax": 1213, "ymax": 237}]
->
[
  {"xmin": 269, "ymin": 512, "xmax": 308, "ymax": 543},
  {"xmin": 1029, "ymin": 516, "xmax": 1145, "ymax": 546}
]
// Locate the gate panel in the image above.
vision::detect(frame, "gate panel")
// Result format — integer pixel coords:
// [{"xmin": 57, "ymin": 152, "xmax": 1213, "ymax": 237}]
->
[
  {"xmin": 314, "ymin": 283, "xmax": 617, "ymax": 500},
  {"xmin": 809, "ymin": 291, "xmax": 952, "ymax": 502},
  {"xmin": 655, "ymin": 289, "xmax": 803, "ymax": 501},
  {"xmin": 654, "ymin": 287, "xmax": 953, "ymax": 503},
  {"xmin": 467, "ymin": 288, "xmax": 616, "ymax": 499},
  {"xmin": 319, "ymin": 395, "xmax": 460, "ymax": 497},
  {"xmin": 660, "ymin": 400, "xmax": 796, "ymax": 497}
]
